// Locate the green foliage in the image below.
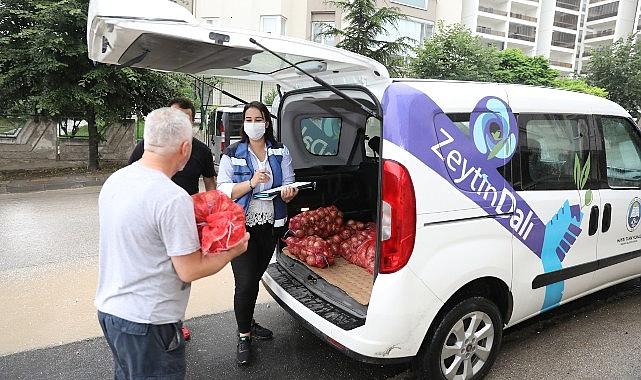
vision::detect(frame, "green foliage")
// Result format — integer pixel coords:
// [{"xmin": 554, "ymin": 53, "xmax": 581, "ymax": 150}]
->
[
  {"xmin": 0, "ymin": 0, "xmax": 191, "ymax": 168},
  {"xmin": 494, "ymin": 49, "xmax": 558, "ymax": 86},
  {"xmin": 321, "ymin": 0, "xmax": 413, "ymax": 77},
  {"xmin": 410, "ymin": 22, "xmax": 499, "ymax": 81},
  {"xmin": 553, "ymin": 77, "xmax": 608, "ymax": 97},
  {"xmin": 263, "ymin": 88, "xmax": 278, "ymax": 106},
  {"xmin": 586, "ymin": 35, "xmax": 641, "ymax": 118}
]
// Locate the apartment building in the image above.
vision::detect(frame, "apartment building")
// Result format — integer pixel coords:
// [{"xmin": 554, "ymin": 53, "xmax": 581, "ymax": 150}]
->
[
  {"xmin": 437, "ymin": 0, "xmax": 585, "ymax": 73},
  {"xmin": 191, "ymin": 0, "xmax": 436, "ymax": 48},
  {"xmin": 440, "ymin": 0, "xmax": 641, "ymax": 74},
  {"xmin": 578, "ymin": 0, "xmax": 641, "ymax": 73}
]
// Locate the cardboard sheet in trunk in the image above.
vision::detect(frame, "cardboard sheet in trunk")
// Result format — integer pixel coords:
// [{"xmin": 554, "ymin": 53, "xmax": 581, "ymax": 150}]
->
[{"xmin": 283, "ymin": 248, "xmax": 373, "ymax": 305}]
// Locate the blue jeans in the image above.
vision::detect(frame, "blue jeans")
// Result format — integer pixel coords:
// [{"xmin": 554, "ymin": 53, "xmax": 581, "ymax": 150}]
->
[{"xmin": 97, "ymin": 311, "xmax": 186, "ymax": 380}]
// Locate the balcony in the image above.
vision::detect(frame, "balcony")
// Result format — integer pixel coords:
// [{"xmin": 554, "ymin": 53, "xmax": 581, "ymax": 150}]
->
[
  {"xmin": 589, "ymin": 0, "xmax": 615, "ymax": 4},
  {"xmin": 510, "ymin": 12, "xmax": 538, "ymax": 23},
  {"xmin": 587, "ymin": 11, "xmax": 618, "ymax": 22},
  {"xmin": 477, "ymin": 26, "xmax": 506, "ymax": 37},
  {"xmin": 556, "ymin": 0, "xmax": 581, "ymax": 11},
  {"xmin": 509, "ymin": 32, "xmax": 536, "ymax": 42},
  {"xmin": 479, "ymin": 6, "xmax": 508, "ymax": 17},
  {"xmin": 550, "ymin": 60, "xmax": 573, "ymax": 68},
  {"xmin": 551, "ymin": 39, "xmax": 576, "ymax": 49},
  {"xmin": 585, "ymin": 28, "xmax": 614, "ymax": 39},
  {"xmin": 554, "ymin": 20, "xmax": 578, "ymax": 29}
]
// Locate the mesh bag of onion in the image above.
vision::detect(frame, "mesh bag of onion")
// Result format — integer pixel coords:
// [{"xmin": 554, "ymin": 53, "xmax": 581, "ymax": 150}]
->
[
  {"xmin": 288, "ymin": 206, "xmax": 344, "ymax": 238},
  {"xmin": 192, "ymin": 190, "xmax": 246, "ymax": 255},
  {"xmin": 283, "ymin": 236, "xmax": 335, "ymax": 268}
]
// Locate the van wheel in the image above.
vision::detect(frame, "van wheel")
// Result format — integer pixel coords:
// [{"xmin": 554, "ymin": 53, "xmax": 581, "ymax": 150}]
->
[{"xmin": 414, "ymin": 297, "xmax": 503, "ymax": 380}]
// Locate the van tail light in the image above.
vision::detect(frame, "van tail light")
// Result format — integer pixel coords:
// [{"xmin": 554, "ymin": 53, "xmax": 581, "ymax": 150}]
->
[
  {"xmin": 380, "ymin": 159, "xmax": 416, "ymax": 274},
  {"xmin": 218, "ymin": 120, "xmax": 225, "ymax": 134}
]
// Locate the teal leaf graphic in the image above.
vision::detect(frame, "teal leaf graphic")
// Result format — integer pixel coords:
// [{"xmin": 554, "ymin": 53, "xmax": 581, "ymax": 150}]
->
[
  {"xmin": 488, "ymin": 139, "xmax": 507, "ymax": 160},
  {"xmin": 574, "ymin": 154, "xmax": 581, "ymax": 189},
  {"xmin": 584, "ymin": 189, "xmax": 593, "ymax": 206},
  {"xmin": 580, "ymin": 154, "xmax": 591, "ymax": 189}
]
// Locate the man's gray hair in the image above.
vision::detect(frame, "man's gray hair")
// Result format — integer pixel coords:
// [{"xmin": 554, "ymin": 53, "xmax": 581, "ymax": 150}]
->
[{"xmin": 143, "ymin": 107, "xmax": 193, "ymax": 155}]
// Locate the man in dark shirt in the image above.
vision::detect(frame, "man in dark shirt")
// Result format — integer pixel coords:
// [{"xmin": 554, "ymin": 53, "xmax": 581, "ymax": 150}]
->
[{"xmin": 129, "ymin": 98, "xmax": 216, "ymax": 194}]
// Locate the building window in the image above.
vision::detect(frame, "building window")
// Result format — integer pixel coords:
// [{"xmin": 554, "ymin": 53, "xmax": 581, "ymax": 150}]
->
[
  {"xmin": 311, "ymin": 21, "xmax": 336, "ymax": 46},
  {"xmin": 391, "ymin": 0, "xmax": 428, "ymax": 10},
  {"xmin": 378, "ymin": 18, "xmax": 434, "ymax": 49},
  {"xmin": 260, "ymin": 15, "xmax": 287, "ymax": 35},
  {"xmin": 311, "ymin": 12, "xmax": 336, "ymax": 46}
]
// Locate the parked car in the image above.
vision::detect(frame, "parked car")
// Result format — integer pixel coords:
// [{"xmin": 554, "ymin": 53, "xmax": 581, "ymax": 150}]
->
[{"xmin": 88, "ymin": 2, "xmax": 641, "ymax": 378}]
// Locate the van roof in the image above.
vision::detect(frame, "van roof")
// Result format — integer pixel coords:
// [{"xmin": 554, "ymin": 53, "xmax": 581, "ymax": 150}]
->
[{"xmin": 394, "ymin": 79, "xmax": 630, "ymax": 118}]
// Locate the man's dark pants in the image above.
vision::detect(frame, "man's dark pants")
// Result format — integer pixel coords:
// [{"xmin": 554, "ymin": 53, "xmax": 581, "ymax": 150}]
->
[{"xmin": 98, "ymin": 311, "xmax": 186, "ymax": 380}]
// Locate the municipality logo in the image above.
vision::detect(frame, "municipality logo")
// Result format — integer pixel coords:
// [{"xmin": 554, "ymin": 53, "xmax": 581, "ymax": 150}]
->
[{"xmin": 627, "ymin": 198, "xmax": 641, "ymax": 232}]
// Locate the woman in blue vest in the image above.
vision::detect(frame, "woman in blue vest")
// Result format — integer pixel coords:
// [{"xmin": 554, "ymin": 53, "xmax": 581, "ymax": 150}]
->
[{"xmin": 217, "ymin": 101, "xmax": 298, "ymax": 366}]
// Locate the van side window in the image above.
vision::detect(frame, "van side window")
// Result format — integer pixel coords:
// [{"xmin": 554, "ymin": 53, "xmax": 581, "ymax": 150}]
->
[
  {"xmin": 599, "ymin": 116, "xmax": 641, "ymax": 188},
  {"xmin": 364, "ymin": 117, "xmax": 381, "ymax": 158},
  {"xmin": 517, "ymin": 114, "xmax": 592, "ymax": 191},
  {"xmin": 300, "ymin": 116, "xmax": 341, "ymax": 156},
  {"xmin": 447, "ymin": 113, "xmax": 471, "ymax": 137}
]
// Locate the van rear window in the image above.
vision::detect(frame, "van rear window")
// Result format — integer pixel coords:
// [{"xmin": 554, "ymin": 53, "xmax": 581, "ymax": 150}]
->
[{"xmin": 300, "ymin": 117, "xmax": 341, "ymax": 156}]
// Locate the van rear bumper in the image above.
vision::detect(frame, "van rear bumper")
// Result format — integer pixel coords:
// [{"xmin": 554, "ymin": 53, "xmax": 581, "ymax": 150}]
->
[{"xmin": 262, "ymin": 264, "xmax": 413, "ymax": 365}]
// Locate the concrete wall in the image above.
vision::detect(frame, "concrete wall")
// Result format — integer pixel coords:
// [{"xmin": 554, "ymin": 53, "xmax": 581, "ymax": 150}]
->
[{"xmin": 0, "ymin": 119, "xmax": 138, "ymax": 167}]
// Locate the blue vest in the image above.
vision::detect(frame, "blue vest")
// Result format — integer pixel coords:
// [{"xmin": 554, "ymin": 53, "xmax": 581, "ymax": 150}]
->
[{"xmin": 225, "ymin": 140, "xmax": 288, "ymax": 227}]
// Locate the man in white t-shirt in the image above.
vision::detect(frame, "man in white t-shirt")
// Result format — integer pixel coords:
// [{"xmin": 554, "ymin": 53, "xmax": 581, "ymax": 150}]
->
[{"xmin": 95, "ymin": 107, "xmax": 248, "ymax": 380}]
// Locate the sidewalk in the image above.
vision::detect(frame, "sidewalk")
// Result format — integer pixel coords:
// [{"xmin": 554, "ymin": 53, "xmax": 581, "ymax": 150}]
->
[{"xmin": 0, "ymin": 160, "xmax": 120, "ymax": 194}]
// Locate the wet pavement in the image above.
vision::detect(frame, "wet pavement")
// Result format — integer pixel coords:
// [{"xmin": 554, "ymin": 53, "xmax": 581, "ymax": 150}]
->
[{"xmin": 1, "ymin": 187, "xmax": 641, "ymax": 379}]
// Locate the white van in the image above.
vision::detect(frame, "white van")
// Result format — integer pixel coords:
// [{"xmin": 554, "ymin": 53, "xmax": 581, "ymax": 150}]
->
[{"xmin": 88, "ymin": 1, "xmax": 641, "ymax": 378}]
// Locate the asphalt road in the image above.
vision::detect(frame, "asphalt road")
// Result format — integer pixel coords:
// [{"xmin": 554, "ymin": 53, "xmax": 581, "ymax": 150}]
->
[
  {"xmin": 1, "ymin": 187, "xmax": 641, "ymax": 379},
  {"xmin": 1, "ymin": 278, "xmax": 640, "ymax": 380}
]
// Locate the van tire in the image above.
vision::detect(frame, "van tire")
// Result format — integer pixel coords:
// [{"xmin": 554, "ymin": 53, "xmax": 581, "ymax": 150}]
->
[{"xmin": 413, "ymin": 297, "xmax": 503, "ymax": 380}]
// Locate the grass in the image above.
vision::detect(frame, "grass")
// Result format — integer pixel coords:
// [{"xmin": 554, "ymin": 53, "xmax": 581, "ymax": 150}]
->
[{"xmin": 0, "ymin": 116, "xmax": 27, "ymax": 135}]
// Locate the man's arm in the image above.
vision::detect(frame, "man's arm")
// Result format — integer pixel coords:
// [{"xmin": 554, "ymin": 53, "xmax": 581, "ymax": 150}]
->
[
  {"xmin": 170, "ymin": 232, "xmax": 249, "ymax": 283},
  {"xmin": 201, "ymin": 143, "xmax": 217, "ymax": 191},
  {"xmin": 203, "ymin": 176, "xmax": 217, "ymax": 191}
]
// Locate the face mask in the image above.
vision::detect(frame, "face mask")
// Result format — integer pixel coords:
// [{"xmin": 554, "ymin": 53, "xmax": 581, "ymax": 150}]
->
[{"xmin": 244, "ymin": 122, "xmax": 266, "ymax": 140}]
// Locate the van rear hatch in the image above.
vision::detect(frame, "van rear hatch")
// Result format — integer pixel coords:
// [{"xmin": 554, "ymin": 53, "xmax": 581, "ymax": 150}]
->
[{"xmin": 87, "ymin": 0, "xmax": 395, "ymax": 329}]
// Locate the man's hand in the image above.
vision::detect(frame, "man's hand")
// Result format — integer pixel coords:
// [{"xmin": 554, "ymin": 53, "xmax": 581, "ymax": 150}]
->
[
  {"xmin": 214, "ymin": 232, "xmax": 249, "ymax": 260},
  {"xmin": 281, "ymin": 186, "xmax": 298, "ymax": 203},
  {"xmin": 171, "ymin": 232, "xmax": 250, "ymax": 283}
]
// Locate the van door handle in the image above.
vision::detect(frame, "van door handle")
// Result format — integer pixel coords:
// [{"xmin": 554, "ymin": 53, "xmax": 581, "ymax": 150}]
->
[
  {"xmin": 589, "ymin": 205, "xmax": 599, "ymax": 236},
  {"xmin": 602, "ymin": 203, "xmax": 612, "ymax": 233}
]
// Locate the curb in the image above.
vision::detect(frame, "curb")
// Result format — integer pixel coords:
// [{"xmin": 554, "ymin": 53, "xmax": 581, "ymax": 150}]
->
[{"xmin": 0, "ymin": 174, "xmax": 111, "ymax": 194}]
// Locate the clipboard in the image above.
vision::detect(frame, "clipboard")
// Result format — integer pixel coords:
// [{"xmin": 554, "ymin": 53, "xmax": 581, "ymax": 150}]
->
[{"xmin": 253, "ymin": 181, "xmax": 316, "ymax": 200}]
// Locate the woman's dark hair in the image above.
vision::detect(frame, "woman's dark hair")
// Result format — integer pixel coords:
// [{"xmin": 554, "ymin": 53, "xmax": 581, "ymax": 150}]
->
[
  {"xmin": 167, "ymin": 97, "xmax": 196, "ymax": 122},
  {"xmin": 240, "ymin": 101, "xmax": 276, "ymax": 144}
]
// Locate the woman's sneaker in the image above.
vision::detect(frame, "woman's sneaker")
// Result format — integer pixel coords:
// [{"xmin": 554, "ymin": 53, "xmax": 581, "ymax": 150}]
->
[
  {"xmin": 236, "ymin": 335, "xmax": 252, "ymax": 366},
  {"xmin": 250, "ymin": 321, "xmax": 273, "ymax": 340}
]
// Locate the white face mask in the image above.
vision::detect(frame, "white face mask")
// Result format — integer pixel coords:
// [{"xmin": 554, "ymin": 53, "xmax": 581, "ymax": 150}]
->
[{"xmin": 244, "ymin": 122, "xmax": 266, "ymax": 140}]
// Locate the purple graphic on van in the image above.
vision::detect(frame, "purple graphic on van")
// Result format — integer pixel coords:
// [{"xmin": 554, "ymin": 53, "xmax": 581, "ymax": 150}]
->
[{"xmin": 382, "ymin": 83, "xmax": 584, "ymax": 310}]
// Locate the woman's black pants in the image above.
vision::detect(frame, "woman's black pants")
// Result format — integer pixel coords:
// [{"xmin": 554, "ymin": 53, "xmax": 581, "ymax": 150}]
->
[{"xmin": 230, "ymin": 223, "xmax": 277, "ymax": 334}]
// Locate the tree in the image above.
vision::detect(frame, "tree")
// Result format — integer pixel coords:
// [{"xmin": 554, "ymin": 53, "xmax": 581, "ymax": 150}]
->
[
  {"xmin": 320, "ymin": 0, "xmax": 413, "ymax": 77},
  {"xmin": 553, "ymin": 77, "xmax": 608, "ymax": 98},
  {"xmin": 410, "ymin": 22, "xmax": 499, "ymax": 81},
  {"xmin": 0, "ymin": 0, "xmax": 191, "ymax": 169},
  {"xmin": 494, "ymin": 49, "xmax": 558, "ymax": 86},
  {"xmin": 586, "ymin": 35, "xmax": 641, "ymax": 118}
]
